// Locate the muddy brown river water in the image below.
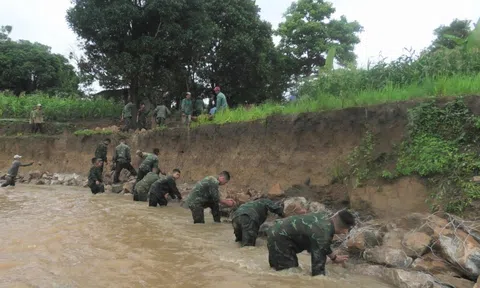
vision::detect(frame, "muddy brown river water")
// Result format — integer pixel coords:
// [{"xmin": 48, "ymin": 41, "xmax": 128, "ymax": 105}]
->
[{"xmin": 0, "ymin": 185, "xmax": 393, "ymax": 288}]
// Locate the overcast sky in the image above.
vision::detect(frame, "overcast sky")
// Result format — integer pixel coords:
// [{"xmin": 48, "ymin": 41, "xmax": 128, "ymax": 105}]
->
[{"xmin": 1, "ymin": 0, "xmax": 479, "ymax": 90}]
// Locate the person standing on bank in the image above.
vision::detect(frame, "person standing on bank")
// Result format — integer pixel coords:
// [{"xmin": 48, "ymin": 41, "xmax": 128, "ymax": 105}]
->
[
  {"xmin": 181, "ymin": 92, "xmax": 193, "ymax": 126},
  {"xmin": 121, "ymin": 97, "xmax": 135, "ymax": 132},
  {"xmin": 214, "ymin": 87, "xmax": 228, "ymax": 113},
  {"xmin": 149, "ymin": 169, "xmax": 182, "ymax": 207},
  {"xmin": 94, "ymin": 138, "xmax": 111, "ymax": 174},
  {"xmin": 136, "ymin": 102, "xmax": 148, "ymax": 130},
  {"xmin": 1, "ymin": 155, "xmax": 34, "ymax": 187},
  {"xmin": 88, "ymin": 158, "xmax": 105, "ymax": 194},
  {"xmin": 184, "ymin": 171, "xmax": 236, "ymax": 224},
  {"xmin": 267, "ymin": 210, "xmax": 355, "ymax": 276},
  {"xmin": 112, "ymin": 138, "xmax": 137, "ymax": 184},
  {"xmin": 193, "ymin": 94, "xmax": 204, "ymax": 120},
  {"xmin": 152, "ymin": 101, "xmax": 171, "ymax": 127},
  {"xmin": 32, "ymin": 104, "xmax": 44, "ymax": 133}
]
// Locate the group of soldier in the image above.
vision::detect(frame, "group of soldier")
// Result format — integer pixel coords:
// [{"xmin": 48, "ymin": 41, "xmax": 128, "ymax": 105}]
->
[
  {"xmin": 120, "ymin": 86, "xmax": 229, "ymax": 131},
  {"xmin": 86, "ymin": 135, "xmax": 356, "ymax": 277}
]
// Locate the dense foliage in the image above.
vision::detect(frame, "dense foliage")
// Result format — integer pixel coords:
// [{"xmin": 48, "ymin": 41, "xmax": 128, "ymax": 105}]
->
[
  {"xmin": 65, "ymin": 0, "xmax": 361, "ymax": 106},
  {"xmin": 0, "ymin": 27, "xmax": 80, "ymax": 96},
  {"xmin": 0, "ymin": 92, "xmax": 121, "ymax": 121}
]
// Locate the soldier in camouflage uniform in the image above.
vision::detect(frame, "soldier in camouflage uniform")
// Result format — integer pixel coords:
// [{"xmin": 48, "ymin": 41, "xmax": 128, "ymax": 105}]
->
[
  {"xmin": 136, "ymin": 103, "xmax": 148, "ymax": 130},
  {"xmin": 94, "ymin": 138, "xmax": 111, "ymax": 174},
  {"xmin": 184, "ymin": 171, "xmax": 236, "ymax": 224},
  {"xmin": 112, "ymin": 138, "xmax": 137, "ymax": 183},
  {"xmin": 88, "ymin": 158, "xmax": 105, "ymax": 194},
  {"xmin": 133, "ymin": 168, "xmax": 160, "ymax": 201},
  {"xmin": 152, "ymin": 102, "xmax": 171, "ymax": 126},
  {"xmin": 267, "ymin": 210, "xmax": 355, "ymax": 276},
  {"xmin": 121, "ymin": 97, "xmax": 135, "ymax": 132},
  {"xmin": 231, "ymin": 198, "xmax": 285, "ymax": 247},
  {"xmin": 136, "ymin": 148, "xmax": 163, "ymax": 184},
  {"xmin": 149, "ymin": 169, "xmax": 182, "ymax": 207}
]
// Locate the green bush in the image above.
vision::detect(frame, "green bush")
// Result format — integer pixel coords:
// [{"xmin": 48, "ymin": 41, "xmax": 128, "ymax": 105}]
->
[{"xmin": 0, "ymin": 93, "xmax": 122, "ymax": 121}]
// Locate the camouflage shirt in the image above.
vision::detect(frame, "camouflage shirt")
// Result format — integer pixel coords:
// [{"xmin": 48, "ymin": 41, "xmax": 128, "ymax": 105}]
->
[
  {"xmin": 139, "ymin": 153, "xmax": 159, "ymax": 172},
  {"xmin": 181, "ymin": 98, "xmax": 193, "ymax": 115},
  {"xmin": 149, "ymin": 175, "xmax": 182, "ymax": 200},
  {"xmin": 232, "ymin": 198, "xmax": 284, "ymax": 225},
  {"xmin": 153, "ymin": 105, "xmax": 171, "ymax": 119},
  {"xmin": 113, "ymin": 143, "xmax": 131, "ymax": 164},
  {"xmin": 135, "ymin": 172, "xmax": 160, "ymax": 196},
  {"xmin": 88, "ymin": 166, "xmax": 103, "ymax": 186},
  {"xmin": 194, "ymin": 99, "xmax": 204, "ymax": 114},
  {"xmin": 123, "ymin": 102, "xmax": 134, "ymax": 118},
  {"xmin": 267, "ymin": 212, "xmax": 334, "ymax": 276},
  {"xmin": 95, "ymin": 142, "xmax": 108, "ymax": 161},
  {"xmin": 184, "ymin": 176, "xmax": 220, "ymax": 208}
]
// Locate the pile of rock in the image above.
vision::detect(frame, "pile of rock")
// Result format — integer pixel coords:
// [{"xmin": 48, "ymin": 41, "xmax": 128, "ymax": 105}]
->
[{"xmin": 345, "ymin": 213, "xmax": 479, "ymax": 287}]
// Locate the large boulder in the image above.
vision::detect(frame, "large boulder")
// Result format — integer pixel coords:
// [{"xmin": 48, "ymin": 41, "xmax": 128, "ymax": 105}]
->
[
  {"xmin": 434, "ymin": 274, "xmax": 474, "ymax": 288},
  {"xmin": 122, "ymin": 181, "xmax": 135, "ymax": 194},
  {"xmin": 411, "ymin": 252, "xmax": 459, "ymax": 276},
  {"xmin": 119, "ymin": 169, "xmax": 132, "ymax": 183},
  {"xmin": 111, "ymin": 184, "xmax": 123, "ymax": 194},
  {"xmin": 351, "ymin": 264, "xmax": 451, "ymax": 288},
  {"xmin": 346, "ymin": 225, "xmax": 384, "ymax": 253},
  {"xmin": 27, "ymin": 170, "xmax": 42, "ymax": 181},
  {"xmin": 105, "ymin": 185, "xmax": 113, "ymax": 194},
  {"xmin": 363, "ymin": 246, "xmax": 413, "ymax": 268},
  {"xmin": 268, "ymin": 183, "xmax": 284, "ymax": 198},
  {"xmin": 402, "ymin": 232, "xmax": 432, "ymax": 257}
]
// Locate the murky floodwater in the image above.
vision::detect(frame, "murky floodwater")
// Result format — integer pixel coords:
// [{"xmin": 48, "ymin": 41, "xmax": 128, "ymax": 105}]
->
[{"xmin": 0, "ymin": 185, "xmax": 393, "ymax": 288}]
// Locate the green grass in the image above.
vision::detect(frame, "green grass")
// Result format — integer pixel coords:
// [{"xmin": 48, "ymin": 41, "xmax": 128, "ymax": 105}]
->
[
  {"xmin": 0, "ymin": 93, "xmax": 122, "ymax": 121},
  {"xmin": 194, "ymin": 74, "xmax": 480, "ymax": 126},
  {"xmin": 73, "ymin": 129, "xmax": 114, "ymax": 136}
]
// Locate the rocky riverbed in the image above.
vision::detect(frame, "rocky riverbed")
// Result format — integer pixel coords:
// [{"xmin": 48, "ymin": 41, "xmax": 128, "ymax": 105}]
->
[{"xmin": 3, "ymin": 170, "xmax": 480, "ymax": 288}]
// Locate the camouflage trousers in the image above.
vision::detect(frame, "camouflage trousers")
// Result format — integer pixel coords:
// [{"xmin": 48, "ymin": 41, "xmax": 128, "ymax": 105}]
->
[
  {"xmin": 266, "ymin": 233, "xmax": 327, "ymax": 276},
  {"xmin": 149, "ymin": 190, "xmax": 168, "ymax": 207},
  {"xmin": 89, "ymin": 183, "xmax": 105, "ymax": 195},
  {"xmin": 189, "ymin": 202, "xmax": 220, "ymax": 224},
  {"xmin": 133, "ymin": 188, "xmax": 148, "ymax": 202},
  {"xmin": 232, "ymin": 215, "xmax": 259, "ymax": 247}
]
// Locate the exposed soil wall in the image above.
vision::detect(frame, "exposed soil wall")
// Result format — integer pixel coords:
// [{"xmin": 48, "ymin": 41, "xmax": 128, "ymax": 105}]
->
[{"xmin": 2, "ymin": 96, "xmax": 480, "ymax": 218}]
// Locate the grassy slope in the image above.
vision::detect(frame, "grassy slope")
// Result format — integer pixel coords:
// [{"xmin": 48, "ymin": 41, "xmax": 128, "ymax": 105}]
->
[{"xmin": 195, "ymin": 74, "xmax": 480, "ymax": 126}]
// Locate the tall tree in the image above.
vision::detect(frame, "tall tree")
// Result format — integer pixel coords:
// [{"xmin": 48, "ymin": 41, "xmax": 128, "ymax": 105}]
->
[
  {"xmin": 67, "ymin": 0, "xmax": 287, "ymax": 106},
  {"xmin": 0, "ymin": 25, "xmax": 12, "ymax": 41},
  {"xmin": 277, "ymin": 0, "xmax": 362, "ymax": 78},
  {"xmin": 0, "ymin": 39, "xmax": 79, "ymax": 95},
  {"xmin": 431, "ymin": 19, "xmax": 472, "ymax": 51}
]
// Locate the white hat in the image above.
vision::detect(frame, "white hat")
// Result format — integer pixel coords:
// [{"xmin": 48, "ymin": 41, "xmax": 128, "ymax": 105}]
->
[
  {"xmin": 37, "ymin": 103, "xmax": 42, "ymax": 107},
  {"xmin": 13, "ymin": 155, "xmax": 22, "ymax": 159},
  {"xmin": 186, "ymin": 92, "xmax": 191, "ymax": 95}
]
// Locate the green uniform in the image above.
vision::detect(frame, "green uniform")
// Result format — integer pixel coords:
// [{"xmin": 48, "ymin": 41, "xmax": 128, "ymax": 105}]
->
[
  {"xmin": 122, "ymin": 102, "xmax": 134, "ymax": 131},
  {"xmin": 184, "ymin": 176, "xmax": 221, "ymax": 223},
  {"xmin": 94, "ymin": 142, "xmax": 108, "ymax": 174},
  {"xmin": 112, "ymin": 143, "xmax": 137, "ymax": 183},
  {"xmin": 148, "ymin": 175, "xmax": 182, "ymax": 207},
  {"xmin": 138, "ymin": 153, "xmax": 159, "ymax": 172},
  {"xmin": 216, "ymin": 92, "xmax": 228, "ymax": 112},
  {"xmin": 88, "ymin": 166, "xmax": 104, "ymax": 194},
  {"xmin": 153, "ymin": 105, "xmax": 171, "ymax": 125},
  {"xmin": 193, "ymin": 99, "xmax": 204, "ymax": 116},
  {"xmin": 133, "ymin": 172, "xmax": 159, "ymax": 202},
  {"xmin": 232, "ymin": 198, "xmax": 284, "ymax": 246},
  {"xmin": 181, "ymin": 98, "xmax": 193, "ymax": 115},
  {"xmin": 137, "ymin": 108, "xmax": 147, "ymax": 130},
  {"xmin": 267, "ymin": 213, "xmax": 333, "ymax": 276}
]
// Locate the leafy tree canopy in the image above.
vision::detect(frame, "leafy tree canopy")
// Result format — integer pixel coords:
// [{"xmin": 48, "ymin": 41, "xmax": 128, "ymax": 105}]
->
[{"xmin": 276, "ymin": 0, "xmax": 363, "ymax": 78}]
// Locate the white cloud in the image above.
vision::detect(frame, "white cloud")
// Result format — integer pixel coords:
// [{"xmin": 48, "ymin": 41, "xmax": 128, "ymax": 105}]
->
[{"xmin": 1, "ymin": 0, "xmax": 479, "ymax": 91}]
